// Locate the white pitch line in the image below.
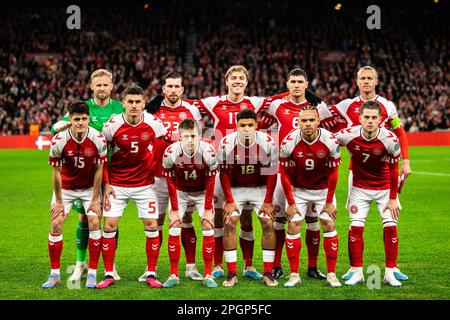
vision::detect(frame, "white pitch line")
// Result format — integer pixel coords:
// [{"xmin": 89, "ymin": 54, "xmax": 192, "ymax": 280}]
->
[
  {"xmin": 412, "ymin": 158, "xmax": 450, "ymax": 163},
  {"xmin": 413, "ymin": 171, "xmax": 450, "ymax": 177}
]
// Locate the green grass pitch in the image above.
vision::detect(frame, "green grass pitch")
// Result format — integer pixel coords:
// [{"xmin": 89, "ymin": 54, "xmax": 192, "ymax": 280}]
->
[{"xmin": 0, "ymin": 147, "xmax": 449, "ymax": 300}]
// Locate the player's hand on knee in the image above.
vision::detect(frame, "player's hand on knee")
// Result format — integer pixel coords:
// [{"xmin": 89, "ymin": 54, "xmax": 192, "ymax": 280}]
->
[
  {"xmin": 103, "ymin": 184, "xmax": 115, "ymax": 211},
  {"xmin": 285, "ymin": 204, "xmax": 300, "ymax": 222},
  {"xmin": 51, "ymin": 201, "xmax": 65, "ymax": 220},
  {"xmin": 202, "ymin": 209, "xmax": 215, "ymax": 229},
  {"xmin": 88, "ymin": 199, "xmax": 102, "ymax": 218},
  {"xmin": 321, "ymin": 202, "xmax": 337, "ymax": 220},
  {"xmin": 259, "ymin": 202, "xmax": 275, "ymax": 221},
  {"xmin": 169, "ymin": 209, "xmax": 181, "ymax": 227},
  {"xmin": 384, "ymin": 199, "xmax": 400, "ymax": 220},
  {"xmin": 223, "ymin": 202, "xmax": 238, "ymax": 225}
]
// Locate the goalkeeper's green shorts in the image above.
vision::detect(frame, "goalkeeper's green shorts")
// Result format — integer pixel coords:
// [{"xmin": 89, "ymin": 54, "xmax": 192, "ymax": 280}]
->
[{"xmin": 73, "ymin": 199, "xmax": 86, "ymax": 214}]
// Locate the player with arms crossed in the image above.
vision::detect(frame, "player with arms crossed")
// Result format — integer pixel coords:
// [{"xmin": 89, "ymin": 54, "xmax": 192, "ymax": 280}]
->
[
  {"xmin": 141, "ymin": 71, "xmax": 204, "ymax": 282},
  {"xmin": 334, "ymin": 66, "xmax": 410, "ymax": 281},
  {"xmin": 279, "ymin": 105, "xmax": 342, "ymax": 287},
  {"xmin": 263, "ymin": 68, "xmax": 342, "ymax": 280},
  {"xmin": 51, "ymin": 69, "xmax": 124, "ymax": 282},
  {"xmin": 97, "ymin": 85, "xmax": 167, "ymax": 289},
  {"xmin": 162, "ymin": 119, "xmax": 218, "ymax": 288},
  {"xmin": 218, "ymin": 109, "xmax": 278, "ymax": 287},
  {"xmin": 335, "ymin": 101, "xmax": 403, "ymax": 287},
  {"xmin": 42, "ymin": 101, "xmax": 107, "ymax": 288}
]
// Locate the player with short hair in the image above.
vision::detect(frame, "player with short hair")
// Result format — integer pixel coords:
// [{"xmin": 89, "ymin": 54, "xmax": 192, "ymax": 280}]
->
[
  {"xmin": 279, "ymin": 105, "xmax": 342, "ymax": 287},
  {"xmin": 334, "ymin": 66, "xmax": 410, "ymax": 281},
  {"xmin": 51, "ymin": 69, "xmax": 124, "ymax": 282},
  {"xmin": 97, "ymin": 85, "xmax": 168, "ymax": 289},
  {"xmin": 42, "ymin": 101, "xmax": 107, "ymax": 289},
  {"xmin": 218, "ymin": 109, "xmax": 278, "ymax": 287},
  {"xmin": 140, "ymin": 71, "xmax": 204, "ymax": 282},
  {"xmin": 263, "ymin": 68, "xmax": 340, "ymax": 280},
  {"xmin": 162, "ymin": 119, "xmax": 218, "ymax": 288},
  {"xmin": 335, "ymin": 101, "xmax": 403, "ymax": 287}
]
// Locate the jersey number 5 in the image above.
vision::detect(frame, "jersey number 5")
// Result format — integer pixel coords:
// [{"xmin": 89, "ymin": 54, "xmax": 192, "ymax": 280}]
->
[
  {"xmin": 131, "ymin": 141, "xmax": 139, "ymax": 153},
  {"xmin": 74, "ymin": 157, "xmax": 85, "ymax": 168}
]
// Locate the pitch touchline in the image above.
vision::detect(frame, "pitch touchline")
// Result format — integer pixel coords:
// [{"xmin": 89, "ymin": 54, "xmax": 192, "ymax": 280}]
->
[
  {"xmin": 412, "ymin": 159, "xmax": 450, "ymax": 163},
  {"xmin": 413, "ymin": 171, "xmax": 450, "ymax": 177}
]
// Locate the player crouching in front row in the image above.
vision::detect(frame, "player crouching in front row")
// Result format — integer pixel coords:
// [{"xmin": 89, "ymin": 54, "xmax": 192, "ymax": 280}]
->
[
  {"xmin": 43, "ymin": 101, "xmax": 107, "ymax": 289},
  {"xmin": 218, "ymin": 109, "xmax": 279, "ymax": 287},
  {"xmin": 162, "ymin": 119, "xmax": 218, "ymax": 288}
]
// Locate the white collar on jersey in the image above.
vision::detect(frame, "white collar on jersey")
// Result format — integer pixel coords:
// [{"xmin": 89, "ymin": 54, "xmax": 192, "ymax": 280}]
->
[
  {"xmin": 360, "ymin": 127, "xmax": 380, "ymax": 141},
  {"xmin": 359, "ymin": 95, "xmax": 379, "ymax": 102},
  {"xmin": 122, "ymin": 113, "xmax": 144, "ymax": 127},
  {"xmin": 300, "ymin": 128, "xmax": 321, "ymax": 145},
  {"xmin": 162, "ymin": 99, "xmax": 182, "ymax": 108},
  {"xmin": 69, "ymin": 127, "xmax": 90, "ymax": 144},
  {"xmin": 288, "ymin": 98, "xmax": 307, "ymax": 105},
  {"xmin": 226, "ymin": 94, "xmax": 245, "ymax": 104}
]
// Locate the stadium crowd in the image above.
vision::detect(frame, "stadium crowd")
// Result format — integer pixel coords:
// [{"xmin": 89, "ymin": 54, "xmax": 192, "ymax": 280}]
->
[{"xmin": 0, "ymin": 0, "xmax": 448, "ymax": 134}]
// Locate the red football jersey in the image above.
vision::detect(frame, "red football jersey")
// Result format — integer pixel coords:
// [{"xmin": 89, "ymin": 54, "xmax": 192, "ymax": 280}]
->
[
  {"xmin": 49, "ymin": 128, "xmax": 108, "ymax": 190},
  {"xmin": 336, "ymin": 126, "xmax": 401, "ymax": 190},
  {"xmin": 102, "ymin": 113, "xmax": 167, "ymax": 187},
  {"xmin": 280, "ymin": 128, "xmax": 341, "ymax": 190},
  {"xmin": 335, "ymin": 95, "xmax": 400, "ymax": 130},
  {"xmin": 193, "ymin": 95, "xmax": 270, "ymax": 143},
  {"xmin": 217, "ymin": 131, "xmax": 277, "ymax": 187},
  {"xmin": 266, "ymin": 99, "xmax": 336, "ymax": 147},
  {"xmin": 162, "ymin": 140, "xmax": 219, "ymax": 192},
  {"xmin": 150, "ymin": 101, "xmax": 202, "ymax": 177}
]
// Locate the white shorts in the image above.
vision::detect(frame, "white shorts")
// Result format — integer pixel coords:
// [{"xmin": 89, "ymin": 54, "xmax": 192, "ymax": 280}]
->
[
  {"xmin": 290, "ymin": 188, "xmax": 336, "ymax": 222},
  {"xmin": 103, "ymin": 184, "xmax": 159, "ymax": 219},
  {"xmin": 214, "ymin": 176, "xmax": 253, "ymax": 212},
  {"xmin": 51, "ymin": 188, "xmax": 97, "ymax": 217},
  {"xmin": 155, "ymin": 176, "xmax": 196, "ymax": 217},
  {"xmin": 274, "ymin": 173, "xmax": 287, "ymax": 218},
  {"xmin": 229, "ymin": 186, "xmax": 269, "ymax": 219},
  {"xmin": 176, "ymin": 190, "xmax": 208, "ymax": 219},
  {"xmin": 347, "ymin": 187, "xmax": 401, "ymax": 225}
]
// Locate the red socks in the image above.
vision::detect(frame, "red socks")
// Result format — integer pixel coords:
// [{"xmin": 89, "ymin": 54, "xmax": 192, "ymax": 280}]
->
[{"xmin": 285, "ymin": 233, "xmax": 301, "ymax": 273}]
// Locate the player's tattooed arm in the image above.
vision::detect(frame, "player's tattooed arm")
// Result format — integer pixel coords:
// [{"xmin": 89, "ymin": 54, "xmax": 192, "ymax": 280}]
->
[{"xmin": 51, "ymin": 167, "xmax": 64, "ymax": 220}]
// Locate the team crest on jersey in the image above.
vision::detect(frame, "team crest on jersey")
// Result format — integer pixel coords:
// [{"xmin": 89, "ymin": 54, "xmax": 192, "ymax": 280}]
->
[
  {"xmin": 350, "ymin": 205, "xmax": 358, "ymax": 214},
  {"xmin": 317, "ymin": 150, "xmax": 326, "ymax": 159},
  {"xmin": 84, "ymin": 148, "xmax": 94, "ymax": 157},
  {"xmin": 240, "ymin": 103, "xmax": 247, "ymax": 110},
  {"xmin": 373, "ymin": 148, "xmax": 382, "ymax": 155},
  {"xmin": 141, "ymin": 132, "xmax": 150, "ymax": 141},
  {"xmin": 179, "ymin": 112, "xmax": 187, "ymax": 120}
]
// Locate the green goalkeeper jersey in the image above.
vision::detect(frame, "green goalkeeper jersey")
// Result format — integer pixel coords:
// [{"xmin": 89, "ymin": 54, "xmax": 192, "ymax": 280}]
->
[{"xmin": 51, "ymin": 98, "xmax": 125, "ymax": 134}]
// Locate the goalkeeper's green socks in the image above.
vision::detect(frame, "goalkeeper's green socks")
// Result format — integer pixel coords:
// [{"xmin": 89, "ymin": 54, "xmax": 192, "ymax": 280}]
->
[{"xmin": 76, "ymin": 221, "xmax": 89, "ymax": 263}]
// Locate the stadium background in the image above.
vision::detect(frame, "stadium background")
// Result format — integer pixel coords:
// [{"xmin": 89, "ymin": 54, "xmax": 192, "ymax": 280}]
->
[{"xmin": 0, "ymin": 0, "xmax": 448, "ymax": 300}]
